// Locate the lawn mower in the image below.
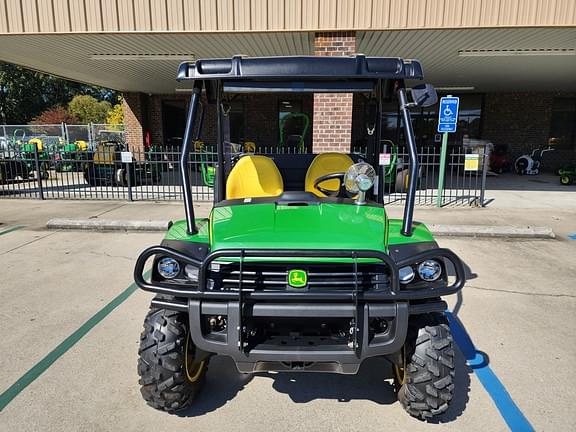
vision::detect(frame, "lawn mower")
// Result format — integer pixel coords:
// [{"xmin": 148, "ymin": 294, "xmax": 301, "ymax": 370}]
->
[
  {"xmin": 490, "ymin": 143, "xmax": 511, "ymax": 174},
  {"xmin": 19, "ymin": 137, "xmax": 53, "ymax": 180},
  {"xmin": 515, "ymin": 144, "xmax": 554, "ymax": 175},
  {"xmin": 83, "ymin": 141, "xmax": 161, "ymax": 187},
  {"xmin": 279, "ymin": 112, "xmax": 310, "ymax": 152},
  {"xmin": 559, "ymin": 166, "xmax": 576, "ymax": 185},
  {"xmin": 134, "ymin": 55, "xmax": 466, "ymax": 421},
  {"xmin": 54, "ymin": 140, "xmax": 90, "ymax": 172}
]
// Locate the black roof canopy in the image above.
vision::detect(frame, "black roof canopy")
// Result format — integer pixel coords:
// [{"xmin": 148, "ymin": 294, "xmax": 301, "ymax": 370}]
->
[{"xmin": 177, "ymin": 55, "xmax": 424, "ymax": 83}]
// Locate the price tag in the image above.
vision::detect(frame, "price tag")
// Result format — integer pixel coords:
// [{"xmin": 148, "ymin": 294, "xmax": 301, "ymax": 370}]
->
[
  {"xmin": 379, "ymin": 153, "xmax": 391, "ymax": 166},
  {"xmin": 121, "ymin": 151, "xmax": 133, "ymax": 163},
  {"xmin": 464, "ymin": 154, "xmax": 480, "ymax": 171}
]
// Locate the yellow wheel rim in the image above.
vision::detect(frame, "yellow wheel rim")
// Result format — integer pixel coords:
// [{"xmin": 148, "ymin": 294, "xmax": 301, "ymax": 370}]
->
[
  {"xmin": 394, "ymin": 365, "xmax": 406, "ymax": 385},
  {"xmin": 394, "ymin": 345, "xmax": 407, "ymax": 385},
  {"xmin": 184, "ymin": 333, "xmax": 205, "ymax": 383}
]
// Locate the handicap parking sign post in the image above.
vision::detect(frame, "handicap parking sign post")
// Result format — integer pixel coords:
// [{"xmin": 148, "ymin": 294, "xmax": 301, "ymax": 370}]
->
[{"xmin": 436, "ymin": 96, "xmax": 459, "ymax": 207}]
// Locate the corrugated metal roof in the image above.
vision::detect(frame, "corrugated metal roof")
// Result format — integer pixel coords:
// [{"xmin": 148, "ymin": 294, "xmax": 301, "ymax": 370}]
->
[{"xmin": 1, "ymin": 0, "xmax": 575, "ymax": 34}]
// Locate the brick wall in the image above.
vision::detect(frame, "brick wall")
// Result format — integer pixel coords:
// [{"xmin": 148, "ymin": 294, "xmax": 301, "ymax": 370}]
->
[
  {"xmin": 123, "ymin": 92, "xmax": 144, "ymax": 151},
  {"xmin": 482, "ymin": 92, "xmax": 576, "ymax": 172},
  {"xmin": 149, "ymin": 95, "xmax": 163, "ymax": 147},
  {"xmin": 313, "ymin": 31, "xmax": 356, "ymax": 153}
]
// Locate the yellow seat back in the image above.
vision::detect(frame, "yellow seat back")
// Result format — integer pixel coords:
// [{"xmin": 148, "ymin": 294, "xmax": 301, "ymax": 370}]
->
[
  {"xmin": 226, "ymin": 155, "xmax": 284, "ymax": 200},
  {"xmin": 305, "ymin": 153, "xmax": 354, "ymax": 197}
]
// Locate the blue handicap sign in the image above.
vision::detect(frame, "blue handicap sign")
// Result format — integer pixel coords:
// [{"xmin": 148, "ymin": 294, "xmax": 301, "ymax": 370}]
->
[{"xmin": 437, "ymin": 96, "xmax": 460, "ymax": 133}]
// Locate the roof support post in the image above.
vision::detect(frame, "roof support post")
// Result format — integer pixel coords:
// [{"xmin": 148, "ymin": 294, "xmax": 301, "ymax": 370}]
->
[
  {"xmin": 398, "ymin": 86, "xmax": 418, "ymax": 237},
  {"xmin": 180, "ymin": 80, "xmax": 203, "ymax": 235}
]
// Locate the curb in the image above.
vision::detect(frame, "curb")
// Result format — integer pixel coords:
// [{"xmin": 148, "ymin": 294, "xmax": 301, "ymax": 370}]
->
[
  {"xmin": 429, "ymin": 224, "xmax": 555, "ymax": 239},
  {"xmin": 47, "ymin": 218, "xmax": 556, "ymax": 239},
  {"xmin": 46, "ymin": 218, "xmax": 169, "ymax": 232}
]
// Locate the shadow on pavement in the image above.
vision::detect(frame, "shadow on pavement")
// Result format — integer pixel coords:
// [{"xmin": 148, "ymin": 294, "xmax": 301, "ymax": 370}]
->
[
  {"xmin": 178, "ymin": 353, "xmax": 471, "ymax": 423},
  {"xmin": 262, "ymin": 357, "xmax": 397, "ymax": 405},
  {"xmin": 177, "ymin": 355, "xmax": 253, "ymax": 417}
]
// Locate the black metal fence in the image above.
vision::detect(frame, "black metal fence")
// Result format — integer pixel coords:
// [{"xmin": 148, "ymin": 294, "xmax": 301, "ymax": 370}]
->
[{"xmin": 1, "ymin": 143, "xmax": 488, "ymax": 207}]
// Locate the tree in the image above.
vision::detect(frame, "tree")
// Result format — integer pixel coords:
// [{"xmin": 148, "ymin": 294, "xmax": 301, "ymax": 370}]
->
[
  {"xmin": 0, "ymin": 62, "xmax": 118, "ymax": 124},
  {"xmin": 106, "ymin": 97, "xmax": 124, "ymax": 125},
  {"xmin": 30, "ymin": 106, "xmax": 78, "ymax": 124},
  {"xmin": 68, "ymin": 95, "xmax": 112, "ymax": 124}
]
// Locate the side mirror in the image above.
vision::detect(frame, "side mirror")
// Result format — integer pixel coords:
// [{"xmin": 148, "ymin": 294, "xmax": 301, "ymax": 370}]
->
[{"xmin": 411, "ymin": 84, "xmax": 438, "ymax": 108}]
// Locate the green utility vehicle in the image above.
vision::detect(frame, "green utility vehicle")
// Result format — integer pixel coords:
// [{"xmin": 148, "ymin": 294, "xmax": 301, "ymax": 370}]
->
[{"xmin": 134, "ymin": 56, "xmax": 466, "ymax": 420}]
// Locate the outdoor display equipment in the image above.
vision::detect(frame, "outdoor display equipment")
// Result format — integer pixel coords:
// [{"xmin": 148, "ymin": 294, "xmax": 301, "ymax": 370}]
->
[
  {"xmin": 514, "ymin": 144, "xmax": 555, "ymax": 175},
  {"xmin": 134, "ymin": 55, "xmax": 466, "ymax": 420}
]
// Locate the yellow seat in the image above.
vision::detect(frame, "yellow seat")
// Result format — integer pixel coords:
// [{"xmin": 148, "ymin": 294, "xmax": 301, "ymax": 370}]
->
[
  {"xmin": 305, "ymin": 153, "xmax": 354, "ymax": 197},
  {"xmin": 226, "ymin": 155, "xmax": 284, "ymax": 200}
]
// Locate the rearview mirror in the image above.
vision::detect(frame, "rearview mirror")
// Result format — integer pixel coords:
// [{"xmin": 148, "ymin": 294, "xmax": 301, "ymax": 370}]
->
[{"xmin": 411, "ymin": 84, "xmax": 438, "ymax": 107}]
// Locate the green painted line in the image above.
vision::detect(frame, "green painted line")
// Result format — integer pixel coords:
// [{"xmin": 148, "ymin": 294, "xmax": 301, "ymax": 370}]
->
[
  {"xmin": 0, "ymin": 271, "xmax": 150, "ymax": 411},
  {"xmin": 0, "ymin": 225, "xmax": 25, "ymax": 236}
]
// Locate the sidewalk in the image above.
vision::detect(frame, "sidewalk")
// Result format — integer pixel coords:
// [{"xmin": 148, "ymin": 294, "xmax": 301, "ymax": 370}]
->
[{"xmin": 1, "ymin": 197, "xmax": 573, "ymax": 239}]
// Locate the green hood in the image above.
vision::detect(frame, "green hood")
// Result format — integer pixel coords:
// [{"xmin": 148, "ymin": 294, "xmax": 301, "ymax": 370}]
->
[{"xmin": 210, "ymin": 202, "xmax": 387, "ymax": 251}]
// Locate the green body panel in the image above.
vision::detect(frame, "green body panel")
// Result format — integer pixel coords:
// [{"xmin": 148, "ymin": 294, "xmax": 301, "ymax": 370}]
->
[
  {"xmin": 164, "ymin": 204, "xmax": 436, "ymax": 262},
  {"xmin": 387, "ymin": 219, "xmax": 435, "ymax": 245},
  {"xmin": 210, "ymin": 203, "xmax": 387, "ymax": 251},
  {"xmin": 165, "ymin": 219, "xmax": 210, "ymax": 243}
]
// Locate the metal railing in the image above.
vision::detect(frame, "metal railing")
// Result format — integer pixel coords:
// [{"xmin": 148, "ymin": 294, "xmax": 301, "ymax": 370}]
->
[{"xmin": 0, "ymin": 142, "xmax": 488, "ymax": 206}]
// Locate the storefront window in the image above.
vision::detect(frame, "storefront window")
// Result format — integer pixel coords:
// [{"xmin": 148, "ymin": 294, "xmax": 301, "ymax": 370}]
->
[
  {"xmin": 549, "ymin": 98, "xmax": 576, "ymax": 149},
  {"xmin": 381, "ymin": 94, "xmax": 484, "ymax": 149}
]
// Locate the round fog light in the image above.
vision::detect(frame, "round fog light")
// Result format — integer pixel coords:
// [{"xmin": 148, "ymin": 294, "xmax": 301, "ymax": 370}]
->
[
  {"xmin": 398, "ymin": 266, "xmax": 415, "ymax": 284},
  {"xmin": 157, "ymin": 257, "xmax": 180, "ymax": 279},
  {"xmin": 417, "ymin": 259, "xmax": 442, "ymax": 281}
]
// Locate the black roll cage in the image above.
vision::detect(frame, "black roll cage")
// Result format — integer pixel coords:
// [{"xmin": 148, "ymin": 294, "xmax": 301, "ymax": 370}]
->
[{"xmin": 176, "ymin": 55, "xmax": 425, "ymax": 237}]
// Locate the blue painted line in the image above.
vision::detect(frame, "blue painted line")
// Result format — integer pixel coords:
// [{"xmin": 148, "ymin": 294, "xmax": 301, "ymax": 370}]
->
[
  {"xmin": 445, "ymin": 311, "xmax": 534, "ymax": 432},
  {"xmin": 568, "ymin": 233, "xmax": 576, "ymax": 240}
]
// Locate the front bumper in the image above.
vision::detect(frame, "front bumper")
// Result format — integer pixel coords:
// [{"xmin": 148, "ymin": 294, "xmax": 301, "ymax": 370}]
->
[{"xmin": 134, "ymin": 247, "xmax": 465, "ymax": 373}]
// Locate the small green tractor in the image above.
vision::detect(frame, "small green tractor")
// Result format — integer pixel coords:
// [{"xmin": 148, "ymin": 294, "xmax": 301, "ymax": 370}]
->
[{"xmin": 134, "ymin": 55, "xmax": 466, "ymax": 421}]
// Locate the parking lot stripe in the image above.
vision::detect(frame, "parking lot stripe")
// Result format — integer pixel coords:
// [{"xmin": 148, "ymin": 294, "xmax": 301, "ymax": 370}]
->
[
  {"xmin": 0, "ymin": 225, "xmax": 25, "ymax": 236},
  {"xmin": 446, "ymin": 311, "xmax": 535, "ymax": 432},
  {"xmin": 0, "ymin": 272, "xmax": 149, "ymax": 412}
]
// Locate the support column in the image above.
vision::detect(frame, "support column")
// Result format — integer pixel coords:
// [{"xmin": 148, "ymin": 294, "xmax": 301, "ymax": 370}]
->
[
  {"xmin": 122, "ymin": 92, "xmax": 145, "ymax": 152},
  {"xmin": 312, "ymin": 31, "xmax": 356, "ymax": 153}
]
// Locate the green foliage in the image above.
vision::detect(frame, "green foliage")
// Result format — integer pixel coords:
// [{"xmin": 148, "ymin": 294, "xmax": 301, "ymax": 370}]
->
[
  {"xmin": 106, "ymin": 97, "xmax": 124, "ymax": 125},
  {"xmin": 0, "ymin": 62, "xmax": 117, "ymax": 124},
  {"xmin": 30, "ymin": 106, "xmax": 79, "ymax": 124},
  {"xmin": 68, "ymin": 95, "xmax": 112, "ymax": 124}
]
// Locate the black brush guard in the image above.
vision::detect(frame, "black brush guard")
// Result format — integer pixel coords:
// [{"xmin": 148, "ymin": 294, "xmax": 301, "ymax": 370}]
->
[{"xmin": 134, "ymin": 247, "xmax": 465, "ymax": 373}]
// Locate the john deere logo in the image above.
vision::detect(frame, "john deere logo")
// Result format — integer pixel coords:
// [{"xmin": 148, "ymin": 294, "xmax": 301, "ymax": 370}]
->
[{"xmin": 288, "ymin": 269, "xmax": 307, "ymax": 288}]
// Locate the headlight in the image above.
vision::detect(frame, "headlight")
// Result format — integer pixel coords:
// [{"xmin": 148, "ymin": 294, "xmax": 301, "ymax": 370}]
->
[
  {"xmin": 185, "ymin": 264, "xmax": 199, "ymax": 282},
  {"xmin": 417, "ymin": 259, "xmax": 442, "ymax": 281},
  {"xmin": 398, "ymin": 266, "xmax": 415, "ymax": 284},
  {"xmin": 157, "ymin": 257, "xmax": 180, "ymax": 279},
  {"xmin": 344, "ymin": 162, "xmax": 376, "ymax": 193}
]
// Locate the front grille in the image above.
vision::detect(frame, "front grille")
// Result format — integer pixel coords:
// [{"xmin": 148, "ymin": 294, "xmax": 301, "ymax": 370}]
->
[{"xmin": 207, "ymin": 262, "xmax": 390, "ymax": 292}]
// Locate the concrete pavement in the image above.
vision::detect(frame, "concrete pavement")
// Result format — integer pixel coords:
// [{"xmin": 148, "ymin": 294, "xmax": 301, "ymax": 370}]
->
[
  {"xmin": 0, "ymin": 195, "xmax": 575, "ymax": 431},
  {"xmin": 0, "ymin": 225, "xmax": 574, "ymax": 431}
]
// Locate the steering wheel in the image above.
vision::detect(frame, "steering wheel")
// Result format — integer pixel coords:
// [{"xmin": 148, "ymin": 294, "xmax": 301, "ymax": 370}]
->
[{"xmin": 313, "ymin": 172, "xmax": 347, "ymax": 197}]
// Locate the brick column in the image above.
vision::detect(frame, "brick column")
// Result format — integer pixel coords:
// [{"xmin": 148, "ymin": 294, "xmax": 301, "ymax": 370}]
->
[
  {"xmin": 312, "ymin": 31, "xmax": 356, "ymax": 153},
  {"xmin": 122, "ymin": 92, "xmax": 145, "ymax": 151}
]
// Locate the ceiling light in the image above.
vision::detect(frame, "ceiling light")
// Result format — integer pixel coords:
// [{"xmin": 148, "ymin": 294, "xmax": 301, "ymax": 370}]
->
[
  {"xmin": 458, "ymin": 49, "xmax": 575, "ymax": 57},
  {"xmin": 91, "ymin": 54, "xmax": 195, "ymax": 60},
  {"xmin": 435, "ymin": 86, "xmax": 475, "ymax": 91}
]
